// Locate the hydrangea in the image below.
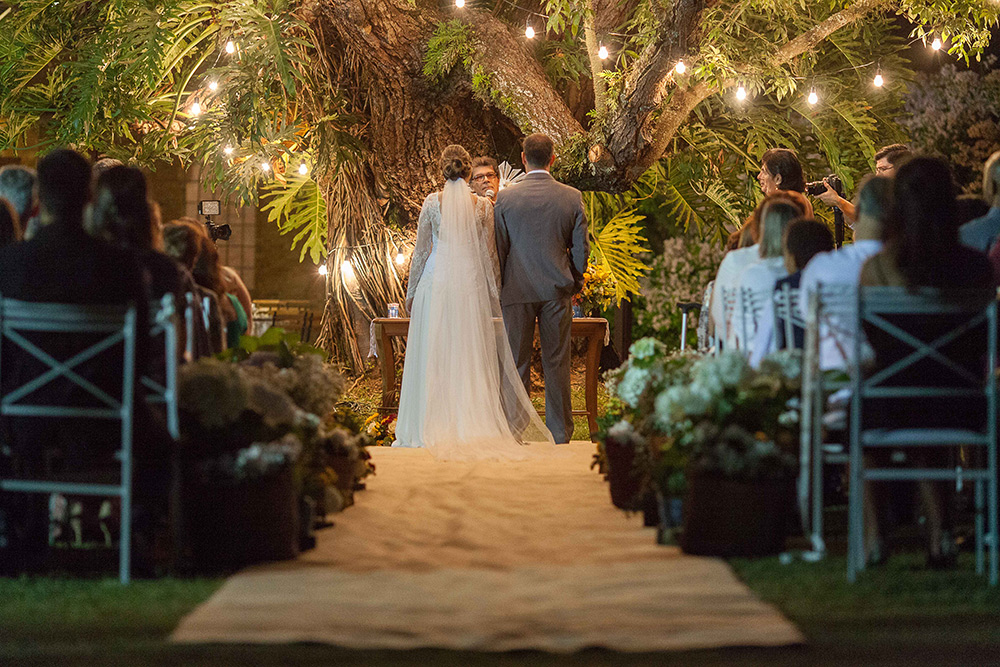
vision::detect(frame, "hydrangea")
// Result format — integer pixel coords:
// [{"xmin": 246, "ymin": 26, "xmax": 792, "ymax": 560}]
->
[
  {"xmin": 616, "ymin": 365, "xmax": 653, "ymax": 408},
  {"xmin": 759, "ymin": 348, "xmax": 803, "ymax": 384},
  {"xmin": 654, "ymin": 384, "xmax": 713, "ymax": 429},
  {"xmin": 690, "ymin": 351, "xmax": 748, "ymax": 396},
  {"xmin": 629, "ymin": 337, "xmax": 665, "ymax": 362}
]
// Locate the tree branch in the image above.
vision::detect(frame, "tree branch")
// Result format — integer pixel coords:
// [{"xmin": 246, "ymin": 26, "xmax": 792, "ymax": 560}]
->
[{"xmin": 583, "ymin": 13, "xmax": 607, "ymax": 118}]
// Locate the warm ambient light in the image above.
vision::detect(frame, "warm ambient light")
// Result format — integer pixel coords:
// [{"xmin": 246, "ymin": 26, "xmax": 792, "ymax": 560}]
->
[
  {"xmin": 455, "ymin": 0, "xmax": 465, "ymax": 7},
  {"xmin": 318, "ymin": 264, "xmax": 328, "ymax": 276},
  {"xmin": 260, "ymin": 161, "xmax": 271, "ymax": 173},
  {"xmin": 931, "ymin": 37, "xmax": 942, "ymax": 51},
  {"xmin": 735, "ymin": 85, "xmax": 747, "ymax": 101},
  {"xmin": 395, "ymin": 251, "xmax": 406, "ymax": 265},
  {"xmin": 298, "ymin": 163, "xmax": 308, "ymax": 175},
  {"xmin": 525, "ymin": 25, "xmax": 535, "ymax": 39},
  {"xmin": 208, "ymin": 80, "xmax": 219, "ymax": 92},
  {"xmin": 341, "ymin": 260, "xmax": 356, "ymax": 282},
  {"xmin": 225, "ymin": 40, "xmax": 236, "ymax": 54},
  {"xmin": 873, "ymin": 73, "xmax": 884, "ymax": 87},
  {"xmin": 675, "ymin": 61, "xmax": 686, "ymax": 75},
  {"xmin": 598, "ymin": 44, "xmax": 609, "ymax": 60},
  {"xmin": 807, "ymin": 90, "xmax": 819, "ymax": 105},
  {"xmin": 224, "ymin": 146, "xmax": 234, "ymax": 155},
  {"xmin": 189, "ymin": 102, "xmax": 202, "ymax": 116}
]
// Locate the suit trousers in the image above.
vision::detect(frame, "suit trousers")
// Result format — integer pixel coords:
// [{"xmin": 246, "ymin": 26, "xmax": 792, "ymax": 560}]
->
[{"xmin": 503, "ymin": 298, "xmax": 573, "ymax": 443}]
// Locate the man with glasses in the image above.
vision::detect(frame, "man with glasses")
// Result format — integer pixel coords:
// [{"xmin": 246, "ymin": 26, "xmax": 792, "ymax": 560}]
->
[
  {"xmin": 815, "ymin": 144, "xmax": 911, "ymax": 223},
  {"xmin": 470, "ymin": 156, "xmax": 501, "ymax": 202}
]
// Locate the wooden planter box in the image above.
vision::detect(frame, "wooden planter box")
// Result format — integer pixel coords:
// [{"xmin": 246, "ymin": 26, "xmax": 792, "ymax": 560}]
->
[
  {"xmin": 680, "ymin": 474, "xmax": 791, "ymax": 557},
  {"xmin": 184, "ymin": 468, "xmax": 299, "ymax": 572}
]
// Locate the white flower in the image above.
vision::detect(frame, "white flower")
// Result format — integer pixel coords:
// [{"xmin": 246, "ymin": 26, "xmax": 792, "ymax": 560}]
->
[
  {"xmin": 654, "ymin": 384, "xmax": 712, "ymax": 429},
  {"xmin": 616, "ymin": 365, "xmax": 651, "ymax": 407},
  {"xmin": 629, "ymin": 337, "xmax": 664, "ymax": 361}
]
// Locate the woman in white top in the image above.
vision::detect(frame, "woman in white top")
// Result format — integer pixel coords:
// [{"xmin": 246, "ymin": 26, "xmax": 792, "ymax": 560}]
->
[{"xmin": 733, "ymin": 195, "xmax": 810, "ymax": 353}]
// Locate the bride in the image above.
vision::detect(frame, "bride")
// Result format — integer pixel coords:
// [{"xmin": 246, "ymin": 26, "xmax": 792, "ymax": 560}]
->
[{"xmin": 393, "ymin": 145, "xmax": 554, "ymax": 459}]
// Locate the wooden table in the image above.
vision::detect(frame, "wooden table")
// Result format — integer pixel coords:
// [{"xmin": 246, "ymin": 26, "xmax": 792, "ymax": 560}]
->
[{"xmin": 372, "ymin": 317, "xmax": 609, "ymax": 440}]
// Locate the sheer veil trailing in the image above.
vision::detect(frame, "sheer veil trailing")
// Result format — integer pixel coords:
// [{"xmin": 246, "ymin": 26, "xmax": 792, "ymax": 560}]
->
[{"xmin": 419, "ymin": 178, "xmax": 554, "ymax": 459}]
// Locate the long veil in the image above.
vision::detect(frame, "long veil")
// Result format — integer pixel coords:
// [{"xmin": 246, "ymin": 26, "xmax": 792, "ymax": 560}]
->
[{"xmin": 421, "ymin": 178, "xmax": 555, "ymax": 459}]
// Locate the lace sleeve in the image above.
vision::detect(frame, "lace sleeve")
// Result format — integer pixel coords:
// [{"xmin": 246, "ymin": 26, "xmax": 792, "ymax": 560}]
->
[
  {"xmin": 406, "ymin": 194, "xmax": 436, "ymax": 301},
  {"xmin": 476, "ymin": 197, "xmax": 502, "ymax": 296}
]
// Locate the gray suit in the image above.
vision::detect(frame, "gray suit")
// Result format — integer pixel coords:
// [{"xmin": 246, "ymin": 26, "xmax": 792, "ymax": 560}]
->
[{"xmin": 494, "ymin": 171, "xmax": 589, "ymax": 443}]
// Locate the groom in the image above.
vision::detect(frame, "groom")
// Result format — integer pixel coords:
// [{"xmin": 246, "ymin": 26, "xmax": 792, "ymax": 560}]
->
[{"xmin": 494, "ymin": 133, "xmax": 589, "ymax": 444}]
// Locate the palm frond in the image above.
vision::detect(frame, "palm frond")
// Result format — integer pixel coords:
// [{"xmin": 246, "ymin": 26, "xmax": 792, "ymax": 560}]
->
[
  {"xmin": 261, "ymin": 170, "xmax": 329, "ymax": 263},
  {"xmin": 590, "ymin": 208, "xmax": 649, "ymax": 304}
]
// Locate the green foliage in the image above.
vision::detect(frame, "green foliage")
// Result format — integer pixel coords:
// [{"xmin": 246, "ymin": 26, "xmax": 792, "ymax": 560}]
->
[
  {"xmin": 217, "ymin": 326, "xmax": 325, "ymax": 365},
  {"xmin": 261, "ymin": 166, "xmax": 329, "ymax": 263},
  {"xmin": 422, "ymin": 20, "xmax": 474, "ymax": 83},
  {"xmin": 589, "ymin": 208, "xmax": 649, "ymax": 305}
]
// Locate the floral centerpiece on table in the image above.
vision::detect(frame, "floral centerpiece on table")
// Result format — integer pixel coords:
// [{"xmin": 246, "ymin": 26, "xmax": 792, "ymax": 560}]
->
[
  {"xmin": 364, "ymin": 413, "xmax": 397, "ymax": 447},
  {"xmin": 573, "ymin": 264, "xmax": 616, "ymax": 316}
]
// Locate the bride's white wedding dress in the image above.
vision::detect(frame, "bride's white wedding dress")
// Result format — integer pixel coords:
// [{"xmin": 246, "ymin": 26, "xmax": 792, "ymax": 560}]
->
[{"xmin": 393, "ymin": 178, "xmax": 554, "ymax": 459}]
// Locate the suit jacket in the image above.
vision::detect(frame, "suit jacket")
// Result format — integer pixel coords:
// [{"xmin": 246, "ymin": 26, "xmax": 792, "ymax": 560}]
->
[{"xmin": 494, "ymin": 171, "xmax": 589, "ymax": 305}]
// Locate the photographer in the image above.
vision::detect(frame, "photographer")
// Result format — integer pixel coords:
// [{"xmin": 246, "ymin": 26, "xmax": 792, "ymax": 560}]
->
[{"xmin": 813, "ymin": 144, "xmax": 912, "ymax": 223}]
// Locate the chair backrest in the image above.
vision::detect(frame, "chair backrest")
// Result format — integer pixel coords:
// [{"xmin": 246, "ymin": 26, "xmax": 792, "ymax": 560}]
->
[
  {"xmin": 809, "ymin": 282, "xmax": 859, "ymax": 370},
  {"xmin": 0, "ymin": 298, "xmax": 138, "ymax": 421},
  {"xmin": 144, "ymin": 293, "xmax": 180, "ymax": 439},
  {"xmin": 773, "ymin": 283, "xmax": 804, "ymax": 351},
  {"xmin": 720, "ymin": 287, "xmax": 737, "ymax": 350},
  {"xmin": 853, "ymin": 287, "xmax": 997, "ymax": 404},
  {"xmin": 738, "ymin": 286, "xmax": 768, "ymax": 350}
]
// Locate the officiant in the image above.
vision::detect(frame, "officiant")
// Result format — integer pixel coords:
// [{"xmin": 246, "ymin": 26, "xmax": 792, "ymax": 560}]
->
[{"xmin": 470, "ymin": 156, "xmax": 501, "ymax": 202}]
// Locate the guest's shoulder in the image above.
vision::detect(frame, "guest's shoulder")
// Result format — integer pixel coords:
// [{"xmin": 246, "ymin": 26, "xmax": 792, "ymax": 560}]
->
[{"xmin": 858, "ymin": 250, "xmax": 892, "ymax": 286}]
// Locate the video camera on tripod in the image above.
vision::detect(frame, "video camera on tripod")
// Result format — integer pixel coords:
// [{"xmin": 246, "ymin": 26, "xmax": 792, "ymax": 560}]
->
[{"xmin": 198, "ymin": 199, "xmax": 233, "ymax": 242}]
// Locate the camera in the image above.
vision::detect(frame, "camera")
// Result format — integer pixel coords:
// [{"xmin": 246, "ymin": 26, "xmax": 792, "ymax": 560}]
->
[
  {"xmin": 805, "ymin": 174, "xmax": 844, "ymax": 197},
  {"xmin": 198, "ymin": 200, "xmax": 232, "ymax": 242}
]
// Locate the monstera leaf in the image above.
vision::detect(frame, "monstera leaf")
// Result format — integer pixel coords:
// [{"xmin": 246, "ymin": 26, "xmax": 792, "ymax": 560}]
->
[
  {"xmin": 590, "ymin": 208, "xmax": 649, "ymax": 305},
  {"xmin": 261, "ymin": 170, "xmax": 328, "ymax": 264}
]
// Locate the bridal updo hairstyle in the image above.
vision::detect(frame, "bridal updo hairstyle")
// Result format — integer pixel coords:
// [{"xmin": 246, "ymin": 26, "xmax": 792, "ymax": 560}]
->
[{"xmin": 441, "ymin": 144, "xmax": 472, "ymax": 182}]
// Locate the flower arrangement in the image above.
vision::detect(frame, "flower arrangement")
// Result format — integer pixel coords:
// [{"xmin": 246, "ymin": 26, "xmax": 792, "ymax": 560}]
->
[
  {"xmin": 573, "ymin": 264, "xmax": 616, "ymax": 315},
  {"xmin": 364, "ymin": 413, "xmax": 397, "ymax": 447},
  {"xmin": 602, "ymin": 341, "xmax": 801, "ymax": 499}
]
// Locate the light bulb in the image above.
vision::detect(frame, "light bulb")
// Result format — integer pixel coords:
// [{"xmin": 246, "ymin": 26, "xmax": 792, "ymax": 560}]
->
[
  {"xmin": 395, "ymin": 252, "xmax": 405, "ymax": 265},
  {"xmin": 260, "ymin": 161, "xmax": 271, "ymax": 173},
  {"xmin": 736, "ymin": 85, "xmax": 747, "ymax": 101},
  {"xmin": 223, "ymin": 146, "xmax": 234, "ymax": 155},
  {"xmin": 931, "ymin": 38, "xmax": 942, "ymax": 51},
  {"xmin": 341, "ymin": 260, "xmax": 356, "ymax": 282},
  {"xmin": 873, "ymin": 73, "xmax": 884, "ymax": 87},
  {"xmin": 675, "ymin": 61, "xmax": 686, "ymax": 75},
  {"xmin": 598, "ymin": 44, "xmax": 608, "ymax": 60},
  {"xmin": 298, "ymin": 163, "xmax": 308, "ymax": 175},
  {"xmin": 455, "ymin": 0, "xmax": 465, "ymax": 6},
  {"xmin": 225, "ymin": 40, "xmax": 235, "ymax": 54},
  {"xmin": 208, "ymin": 80, "xmax": 218, "ymax": 92},
  {"xmin": 807, "ymin": 90, "xmax": 818, "ymax": 105},
  {"xmin": 189, "ymin": 102, "xmax": 202, "ymax": 116},
  {"xmin": 318, "ymin": 264, "xmax": 328, "ymax": 276},
  {"xmin": 525, "ymin": 25, "xmax": 535, "ymax": 39}
]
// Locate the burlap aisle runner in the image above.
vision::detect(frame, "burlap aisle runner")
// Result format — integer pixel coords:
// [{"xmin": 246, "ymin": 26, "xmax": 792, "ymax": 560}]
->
[{"xmin": 171, "ymin": 443, "xmax": 803, "ymax": 652}]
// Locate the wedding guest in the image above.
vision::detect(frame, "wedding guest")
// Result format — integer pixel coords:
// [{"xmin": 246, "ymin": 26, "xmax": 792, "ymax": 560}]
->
[
  {"xmin": 733, "ymin": 198, "xmax": 804, "ymax": 352},
  {"xmin": 749, "ymin": 218, "xmax": 834, "ymax": 366},
  {"xmin": 0, "ymin": 165, "xmax": 37, "ymax": 239},
  {"xmin": 0, "ymin": 148, "xmax": 167, "ymax": 575},
  {"xmin": 470, "ymin": 156, "xmax": 500, "ymax": 201},
  {"xmin": 798, "ymin": 176, "xmax": 892, "ymax": 370},
  {"xmin": 163, "ymin": 219, "xmax": 227, "ymax": 354},
  {"xmin": 221, "ymin": 265, "xmax": 253, "ymax": 332},
  {"xmin": 0, "ymin": 198, "xmax": 22, "ymax": 247},
  {"xmin": 959, "ymin": 150, "xmax": 1000, "ymax": 252},
  {"xmin": 860, "ymin": 156, "xmax": 994, "ymax": 567},
  {"xmin": 757, "ymin": 148, "xmax": 807, "ymax": 197}
]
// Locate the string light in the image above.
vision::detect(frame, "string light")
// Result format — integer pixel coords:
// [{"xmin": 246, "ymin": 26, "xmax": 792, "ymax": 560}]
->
[
  {"xmin": 189, "ymin": 101, "xmax": 202, "ymax": 116},
  {"xmin": 298, "ymin": 163, "xmax": 308, "ymax": 175},
  {"xmin": 341, "ymin": 260, "xmax": 356, "ymax": 282},
  {"xmin": 735, "ymin": 84, "xmax": 747, "ymax": 101},
  {"xmin": 395, "ymin": 251, "xmax": 405, "ymax": 265},
  {"xmin": 931, "ymin": 37, "xmax": 942, "ymax": 51},
  {"xmin": 455, "ymin": 0, "xmax": 465, "ymax": 6},
  {"xmin": 598, "ymin": 44, "xmax": 608, "ymax": 60},
  {"xmin": 260, "ymin": 161, "xmax": 271, "ymax": 173},
  {"xmin": 675, "ymin": 61, "xmax": 686, "ymax": 75},
  {"xmin": 525, "ymin": 24, "xmax": 535, "ymax": 39},
  {"xmin": 807, "ymin": 89, "xmax": 819, "ymax": 105},
  {"xmin": 318, "ymin": 264, "xmax": 328, "ymax": 276},
  {"xmin": 223, "ymin": 145, "xmax": 234, "ymax": 155},
  {"xmin": 873, "ymin": 71, "xmax": 884, "ymax": 87},
  {"xmin": 208, "ymin": 80, "xmax": 218, "ymax": 92},
  {"xmin": 225, "ymin": 40, "xmax": 236, "ymax": 54}
]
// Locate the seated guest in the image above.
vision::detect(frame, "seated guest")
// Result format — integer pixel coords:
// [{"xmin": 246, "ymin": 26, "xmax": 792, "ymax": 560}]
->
[
  {"xmin": 860, "ymin": 156, "xmax": 994, "ymax": 567},
  {"xmin": 0, "ymin": 165, "xmax": 37, "ymax": 240},
  {"xmin": 0, "ymin": 197, "xmax": 22, "ymax": 247},
  {"xmin": 189, "ymin": 226, "xmax": 248, "ymax": 349},
  {"xmin": 955, "ymin": 194, "xmax": 989, "ymax": 227},
  {"xmin": 0, "ymin": 149, "xmax": 168, "ymax": 575},
  {"xmin": 163, "ymin": 220, "xmax": 226, "ymax": 355},
  {"xmin": 959, "ymin": 150, "xmax": 1000, "ymax": 252},
  {"xmin": 221, "ymin": 265, "xmax": 253, "ymax": 333},
  {"xmin": 750, "ymin": 218, "xmax": 835, "ymax": 366},
  {"xmin": 733, "ymin": 198, "xmax": 804, "ymax": 353},
  {"xmin": 710, "ymin": 204, "xmax": 763, "ymax": 347},
  {"xmin": 798, "ymin": 176, "xmax": 892, "ymax": 370}
]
